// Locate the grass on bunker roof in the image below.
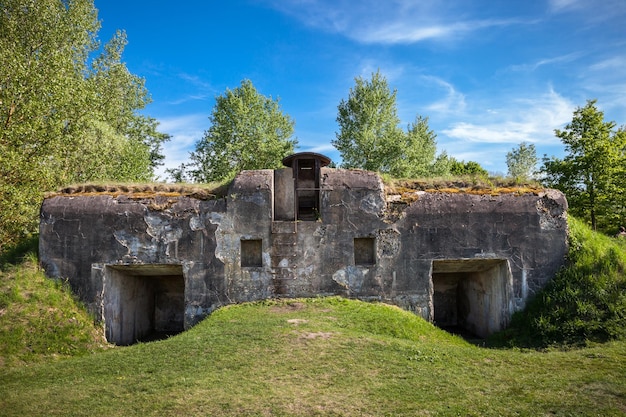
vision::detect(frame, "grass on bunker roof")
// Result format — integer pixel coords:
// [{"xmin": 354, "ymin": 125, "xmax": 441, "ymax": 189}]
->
[
  {"xmin": 45, "ymin": 173, "xmax": 545, "ymax": 203},
  {"xmin": 1, "ymin": 296, "xmax": 625, "ymax": 416},
  {"xmin": 45, "ymin": 180, "xmax": 231, "ymax": 200}
]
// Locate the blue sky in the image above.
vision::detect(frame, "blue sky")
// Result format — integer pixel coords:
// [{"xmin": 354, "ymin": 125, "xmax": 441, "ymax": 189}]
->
[{"xmin": 95, "ymin": 0, "xmax": 626, "ymax": 180}]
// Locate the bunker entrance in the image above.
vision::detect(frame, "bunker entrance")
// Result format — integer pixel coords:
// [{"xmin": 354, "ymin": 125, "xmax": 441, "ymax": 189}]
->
[
  {"xmin": 103, "ymin": 264, "xmax": 185, "ymax": 345},
  {"xmin": 431, "ymin": 259, "xmax": 512, "ymax": 339}
]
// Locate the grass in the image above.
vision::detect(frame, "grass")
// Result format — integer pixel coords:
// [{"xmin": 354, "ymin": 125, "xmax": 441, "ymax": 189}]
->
[
  {"xmin": 45, "ymin": 180, "xmax": 231, "ymax": 200},
  {"xmin": 1, "ymin": 297, "xmax": 625, "ymax": 416},
  {"xmin": 44, "ymin": 175, "xmax": 543, "ymax": 206},
  {"xmin": 0, "ymin": 251, "xmax": 108, "ymax": 367},
  {"xmin": 382, "ymin": 175, "xmax": 545, "ymax": 206}
]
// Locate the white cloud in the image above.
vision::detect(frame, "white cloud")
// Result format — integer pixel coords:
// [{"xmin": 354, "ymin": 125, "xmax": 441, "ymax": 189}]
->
[
  {"xmin": 420, "ymin": 75, "xmax": 466, "ymax": 116},
  {"xmin": 436, "ymin": 89, "xmax": 575, "ymax": 172},
  {"xmin": 303, "ymin": 143, "xmax": 337, "ymax": 154},
  {"xmin": 507, "ymin": 52, "xmax": 583, "ymax": 72},
  {"xmin": 547, "ymin": 0, "xmax": 582, "ymax": 12},
  {"xmin": 588, "ymin": 56, "xmax": 626, "ymax": 72},
  {"xmin": 357, "ymin": 23, "xmax": 457, "ymax": 44},
  {"xmin": 573, "ymin": 54, "xmax": 626, "ymax": 116},
  {"xmin": 547, "ymin": 0, "xmax": 626, "ymax": 23},
  {"xmin": 442, "ymin": 88, "xmax": 573, "ymax": 145},
  {"xmin": 153, "ymin": 114, "xmax": 207, "ymax": 181},
  {"xmin": 355, "ymin": 60, "xmax": 405, "ymax": 83},
  {"xmin": 167, "ymin": 94, "xmax": 211, "ymax": 106},
  {"xmin": 356, "ymin": 18, "xmax": 524, "ymax": 45},
  {"xmin": 262, "ymin": 0, "xmax": 527, "ymax": 45},
  {"xmin": 178, "ymin": 73, "xmax": 214, "ymax": 90},
  {"xmin": 163, "ymin": 73, "xmax": 216, "ymax": 105}
]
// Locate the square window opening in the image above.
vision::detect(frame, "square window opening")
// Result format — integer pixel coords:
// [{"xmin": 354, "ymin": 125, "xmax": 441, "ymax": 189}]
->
[
  {"xmin": 354, "ymin": 237, "xmax": 376, "ymax": 265},
  {"xmin": 241, "ymin": 239, "xmax": 263, "ymax": 267}
]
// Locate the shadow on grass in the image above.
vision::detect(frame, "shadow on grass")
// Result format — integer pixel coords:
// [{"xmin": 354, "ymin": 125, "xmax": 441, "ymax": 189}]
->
[{"xmin": 0, "ymin": 235, "xmax": 39, "ymax": 269}]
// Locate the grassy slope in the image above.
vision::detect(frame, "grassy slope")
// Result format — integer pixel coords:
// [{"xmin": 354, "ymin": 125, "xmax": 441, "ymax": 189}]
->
[{"xmin": 0, "ymin": 253, "xmax": 108, "ymax": 367}]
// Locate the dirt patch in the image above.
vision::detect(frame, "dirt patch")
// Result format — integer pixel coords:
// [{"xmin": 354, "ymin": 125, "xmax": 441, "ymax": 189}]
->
[
  {"xmin": 299, "ymin": 332, "xmax": 333, "ymax": 340},
  {"xmin": 270, "ymin": 301, "xmax": 306, "ymax": 314},
  {"xmin": 287, "ymin": 319, "xmax": 308, "ymax": 325}
]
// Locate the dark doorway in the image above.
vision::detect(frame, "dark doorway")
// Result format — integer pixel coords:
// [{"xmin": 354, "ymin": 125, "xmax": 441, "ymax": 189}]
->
[
  {"xmin": 295, "ymin": 158, "xmax": 319, "ymax": 221},
  {"xmin": 103, "ymin": 264, "xmax": 184, "ymax": 345},
  {"xmin": 431, "ymin": 259, "xmax": 512, "ymax": 339},
  {"xmin": 280, "ymin": 152, "xmax": 331, "ymax": 222}
]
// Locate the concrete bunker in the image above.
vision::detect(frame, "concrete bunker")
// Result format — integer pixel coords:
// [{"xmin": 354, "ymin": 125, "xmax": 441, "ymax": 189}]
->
[
  {"xmin": 39, "ymin": 156, "xmax": 568, "ymax": 344},
  {"xmin": 103, "ymin": 264, "xmax": 185, "ymax": 345},
  {"xmin": 431, "ymin": 259, "xmax": 513, "ymax": 339}
]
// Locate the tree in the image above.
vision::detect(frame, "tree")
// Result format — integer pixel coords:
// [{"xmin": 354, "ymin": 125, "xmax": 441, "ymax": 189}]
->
[
  {"xmin": 334, "ymin": 71, "xmax": 404, "ymax": 173},
  {"xmin": 506, "ymin": 142, "xmax": 538, "ymax": 180},
  {"xmin": 449, "ymin": 160, "xmax": 488, "ymax": 176},
  {"xmin": 390, "ymin": 115, "xmax": 450, "ymax": 178},
  {"xmin": 0, "ymin": 0, "xmax": 168, "ymax": 251},
  {"xmin": 542, "ymin": 100, "xmax": 626, "ymax": 232},
  {"xmin": 185, "ymin": 80, "xmax": 297, "ymax": 183},
  {"xmin": 334, "ymin": 70, "xmax": 449, "ymax": 178}
]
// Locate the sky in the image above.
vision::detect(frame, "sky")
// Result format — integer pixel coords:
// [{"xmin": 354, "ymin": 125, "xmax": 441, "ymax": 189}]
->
[{"xmin": 94, "ymin": 0, "xmax": 626, "ymax": 180}]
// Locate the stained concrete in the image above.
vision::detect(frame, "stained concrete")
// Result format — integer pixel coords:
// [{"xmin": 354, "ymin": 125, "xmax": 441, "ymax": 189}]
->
[{"xmin": 40, "ymin": 155, "xmax": 568, "ymax": 344}]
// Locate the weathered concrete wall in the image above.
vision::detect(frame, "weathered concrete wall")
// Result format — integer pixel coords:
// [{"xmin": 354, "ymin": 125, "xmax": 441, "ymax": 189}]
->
[{"xmin": 40, "ymin": 167, "xmax": 568, "ymax": 343}]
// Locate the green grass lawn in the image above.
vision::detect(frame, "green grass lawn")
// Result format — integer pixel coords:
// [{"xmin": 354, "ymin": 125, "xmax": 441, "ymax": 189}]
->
[{"xmin": 1, "ymin": 297, "xmax": 625, "ymax": 416}]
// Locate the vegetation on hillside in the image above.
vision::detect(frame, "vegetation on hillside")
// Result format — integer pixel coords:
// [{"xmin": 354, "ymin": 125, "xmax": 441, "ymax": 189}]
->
[
  {"xmin": 1, "ymin": 296, "xmax": 625, "ymax": 416},
  {"xmin": 0, "ymin": 252, "xmax": 108, "ymax": 367},
  {"xmin": 490, "ymin": 216, "xmax": 626, "ymax": 348}
]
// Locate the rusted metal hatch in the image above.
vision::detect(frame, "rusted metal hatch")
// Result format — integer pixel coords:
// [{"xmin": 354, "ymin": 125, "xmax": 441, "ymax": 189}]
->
[{"xmin": 282, "ymin": 152, "xmax": 331, "ymax": 221}]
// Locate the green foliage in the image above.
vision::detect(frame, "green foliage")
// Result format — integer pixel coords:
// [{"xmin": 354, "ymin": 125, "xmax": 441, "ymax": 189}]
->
[
  {"xmin": 0, "ymin": 0, "xmax": 169, "ymax": 251},
  {"xmin": 392, "ymin": 116, "xmax": 452, "ymax": 178},
  {"xmin": 0, "ymin": 235, "xmax": 39, "ymax": 270},
  {"xmin": 490, "ymin": 217, "xmax": 626, "ymax": 348},
  {"xmin": 542, "ymin": 100, "xmax": 626, "ymax": 232},
  {"xmin": 506, "ymin": 142, "xmax": 538, "ymax": 181},
  {"xmin": 449, "ymin": 159, "xmax": 489, "ymax": 176},
  {"xmin": 183, "ymin": 79, "xmax": 297, "ymax": 183},
  {"xmin": 334, "ymin": 70, "xmax": 448, "ymax": 178},
  {"xmin": 334, "ymin": 70, "xmax": 404, "ymax": 172}
]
